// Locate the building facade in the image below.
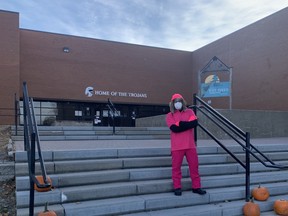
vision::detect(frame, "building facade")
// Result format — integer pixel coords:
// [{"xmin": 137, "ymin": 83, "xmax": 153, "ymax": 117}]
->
[{"xmin": 0, "ymin": 7, "xmax": 288, "ymax": 126}]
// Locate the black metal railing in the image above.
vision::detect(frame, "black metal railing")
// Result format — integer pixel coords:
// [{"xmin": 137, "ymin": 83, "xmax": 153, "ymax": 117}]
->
[
  {"xmin": 107, "ymin": 98, "xmax": 119, "ymax": 134},
  {"xmin": 192, "ymin": 94, "xmax": 288, "ymax": 201},
  {"xmin": 23, "ymin": 82, "xmax": 51, "ymax": 216}
]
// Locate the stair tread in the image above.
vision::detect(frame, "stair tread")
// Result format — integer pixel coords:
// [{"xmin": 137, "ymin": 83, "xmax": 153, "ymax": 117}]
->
[
  {"xmin": 14, "ymin": 138, "xmax": 288, "ymax": 216},
  {"xmin": 17, "ymin": 192, "xmax": 288, "ymax": 216}
]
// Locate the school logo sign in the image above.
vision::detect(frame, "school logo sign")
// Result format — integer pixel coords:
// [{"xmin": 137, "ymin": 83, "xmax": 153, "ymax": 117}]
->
[
  {"xmin": 84, "ymin": 86, "xmax": 148, "ymax": 98},
  {"xmin": 85, "ymin": 87, "xmax": 94, "ymax": 97}
]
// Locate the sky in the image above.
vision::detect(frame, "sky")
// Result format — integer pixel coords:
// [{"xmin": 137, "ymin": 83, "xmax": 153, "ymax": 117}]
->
[{"xmin": 1, "ymin": 0, "xmax": 288, "ymax": 51}]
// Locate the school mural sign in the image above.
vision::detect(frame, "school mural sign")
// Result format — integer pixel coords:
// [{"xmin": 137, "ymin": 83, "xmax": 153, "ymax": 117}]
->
[
  {"xmin": 201, "ymin": 81, "xmax": 230, "ymax": 98},
  {"xmin": 198, "ymin": 56, "xmax": 232, "ymax": 109}
]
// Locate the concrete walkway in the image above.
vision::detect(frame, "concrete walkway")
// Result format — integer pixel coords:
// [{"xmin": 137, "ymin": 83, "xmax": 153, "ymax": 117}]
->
[{"xmin": 14, "ymin": 137, "xmax": 288, "ymax": 151}]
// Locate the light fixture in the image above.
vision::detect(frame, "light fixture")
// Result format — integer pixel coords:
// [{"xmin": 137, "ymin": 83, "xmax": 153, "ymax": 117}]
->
[{"xmin": 63, "ymin": 47, "xmax": 70, "ymax": 53}]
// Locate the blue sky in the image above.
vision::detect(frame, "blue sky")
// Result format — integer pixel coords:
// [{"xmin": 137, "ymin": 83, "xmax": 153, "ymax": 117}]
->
[{"xmin": 1, "ymin": 0, "xmax": 288, "ymax": 51}]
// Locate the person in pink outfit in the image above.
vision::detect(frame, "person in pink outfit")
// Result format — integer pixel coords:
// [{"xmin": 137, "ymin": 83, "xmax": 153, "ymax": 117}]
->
[{"xmin": 166, "ymin": 93, "xmax": 206, "ymax": 196}]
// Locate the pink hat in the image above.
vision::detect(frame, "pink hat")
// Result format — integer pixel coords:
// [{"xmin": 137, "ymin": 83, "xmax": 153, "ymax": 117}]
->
[{"xmin": 171, "ymin": 93, "xmax": 183, "ymax": 101}]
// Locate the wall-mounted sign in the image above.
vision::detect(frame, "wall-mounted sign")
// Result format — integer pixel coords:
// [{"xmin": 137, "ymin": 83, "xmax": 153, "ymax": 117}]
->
[
  {"xmin": 201, "ymin": 81, "xmax": 230, "ymax": 98},
  {"xmin": 84, "ymin": 86, "xmax": 148, "ymax": 98},
  {"xmin": 198, "ymin": 56, "xmax": 232, "ymax": 109}
]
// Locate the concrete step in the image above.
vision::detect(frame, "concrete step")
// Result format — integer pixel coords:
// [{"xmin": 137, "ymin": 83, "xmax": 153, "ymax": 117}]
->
[
  {"xmin": 16, "ymin": 169, "xmax": 288, "ymax": 208},
  {"xmin": 14, "ymin": 151, "xmax": 288, "ymax": 177},
  {"xmin": 12, "ymin": 126, "xmax": 169, "ymax": 132},
  {"xmin": 15, "ymin": 141, "xmax": 288, "ymax": 216},
  {"xmin": 16, "ymin": 186, "xmax": 288, "ymax": 216},
  {"xmin": 14, "ymin": 143, "xmax": 288, "ymax": 162},
  {"xmin": 11, "ymin": 126, "xmax": 170, "ymax": 141},
  {"xmin": 12, "ymin": 134, "xmax": 171, "ymax": 141},
  {"xmin": 119, "ymin": 193, "xmax": 288, "ymax": 216},
  {"xmin": 15, "ymin": 160, "xmax": 288, "ymax": 191},
  {"xmin": 14, "ymin": 153, "xmax": 273, "ymax": 176}
]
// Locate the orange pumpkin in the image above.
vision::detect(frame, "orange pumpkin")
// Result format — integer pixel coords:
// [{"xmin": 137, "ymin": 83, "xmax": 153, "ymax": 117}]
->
[
  {"xmin": 38, "ymin": 202, "xmax": 57, "ymax": 216},
  {"xmin": 243, "ymin": 198, "xmax": 260, "ymax": 216},
  {"xmin": 251, "ymin": 184, "xmax": 270, "ymax": 201},
  {"xmin": 34, "ymin": 175, "xmax": 52, "ymax": 192},
  {"xmin": 274, "ymin": 199, "xmax": 288, "ymax": 216}
]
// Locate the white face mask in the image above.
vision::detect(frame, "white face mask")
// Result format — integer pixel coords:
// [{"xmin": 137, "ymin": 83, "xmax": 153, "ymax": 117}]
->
[{"xmin": 174, "ymin": 102, "xmax": 183, "ymax": 110}]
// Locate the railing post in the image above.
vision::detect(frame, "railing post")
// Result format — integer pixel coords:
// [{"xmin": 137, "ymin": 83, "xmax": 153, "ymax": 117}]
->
[
  {"xmin": 23, "ymin": 98, "xmax": 28, "ymax": 152},
  {"xmin": 14, "ymin": 93, "xmax": 18, "ymax": 136},
  {"xmin": 29, "ymin": 132, "xmax": 36, "ymax": 216},
  {"xmin": 112, "ymin": 116, "xmax": 115, "ymax": 135},
  {"xmin": 193, "ymin": 94, "xmax": 198, "ymax": 145},
  {"xmin": 108, "ymin": 99, "xmax": 117, "ymax": 135},
  {"xmin": 245, "ymin": 132, "xmax": 251, "ymax": 201}
]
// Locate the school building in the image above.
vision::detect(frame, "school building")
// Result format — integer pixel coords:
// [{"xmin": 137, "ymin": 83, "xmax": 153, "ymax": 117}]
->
[{"xmin": 0, "ymin": 7, "xmax": 287, "ymax": 126}]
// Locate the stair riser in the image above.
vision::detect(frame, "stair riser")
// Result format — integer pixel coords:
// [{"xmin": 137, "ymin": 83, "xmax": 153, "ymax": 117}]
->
[
  {"xmin": 15, "ymin": 148, "xmax": 172, "ymax": 162},
  {"xmin": 16, "ymin": 165, "xmax": 232, "ymax": 191},
  {"xmin": 15, "ymin": 145, "xmax": 287, "ymax": 162},
  {"xmin": 15, "ymin": 153, "xmax": 288, "ymax": 178},
  {"xmin": 15, "ymin": 142, "xmax": 288, "ymax": 215},
  {"xmin": 16, "ymin": 170, "xmax": 288, "ymax": 208},
  {"xmin": 17, "ymin": 170, "xmax": 130, "ymax": 191}
]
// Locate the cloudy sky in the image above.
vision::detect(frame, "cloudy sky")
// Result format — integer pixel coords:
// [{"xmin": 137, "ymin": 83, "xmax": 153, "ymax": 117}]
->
[{"xmin": 1, "ymin": 0, "xmax": 288, "ymax": 51}]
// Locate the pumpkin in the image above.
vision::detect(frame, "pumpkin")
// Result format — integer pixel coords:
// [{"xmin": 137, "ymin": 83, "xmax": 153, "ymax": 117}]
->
[
  {"xmin": 251, "ymin": 184, "xmax": 270, "ymax": 201},
  {"xmin": 38, "ymin": 202, "xmax": 57, "ymax": 216},
  {"xmin": 243, "ymin": 198, "xmax": 260, "ymax": 216},
  {"xmin": 274, "ymin": 199, "xmax": 288, "ymax": 216},
  {"xmin": 34, "ymin": 175, "xmax": 52, "ymax": 192}
]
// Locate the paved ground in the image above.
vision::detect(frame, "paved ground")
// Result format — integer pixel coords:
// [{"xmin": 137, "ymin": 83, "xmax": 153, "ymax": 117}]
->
[{"xmin": 14, "ymin": 137, "xmax": 288, "ymax": 151}]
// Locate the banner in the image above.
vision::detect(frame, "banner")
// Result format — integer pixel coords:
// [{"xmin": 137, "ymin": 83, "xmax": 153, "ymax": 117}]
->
[{"xmin": 201, "ymin": 82, "xmax": 230, "ymax": 98}]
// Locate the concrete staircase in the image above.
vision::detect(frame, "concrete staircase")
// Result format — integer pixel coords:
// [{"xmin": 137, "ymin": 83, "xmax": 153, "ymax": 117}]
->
[
  {"xmin": 12, "ymin": 126, "xmax": 170, "ymax": 141},
  {"xmin": 15, "ymin": 140, "xmax": 288, "ymax": 216}
]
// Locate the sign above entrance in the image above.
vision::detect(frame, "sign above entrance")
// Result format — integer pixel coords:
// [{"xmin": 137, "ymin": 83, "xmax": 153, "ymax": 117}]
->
[{"xmin": 84, "ymin": 86, "xmax": 148, "ymax": 98}]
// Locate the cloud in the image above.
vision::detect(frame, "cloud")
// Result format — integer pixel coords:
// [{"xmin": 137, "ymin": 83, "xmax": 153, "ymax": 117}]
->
[
  {"xmin": 155, "ymin": 0, "xmax": 288, "ymax": 50},
  {"xmin": 0, "ymin": 0, "xmax": 287, "ymax": 51}
]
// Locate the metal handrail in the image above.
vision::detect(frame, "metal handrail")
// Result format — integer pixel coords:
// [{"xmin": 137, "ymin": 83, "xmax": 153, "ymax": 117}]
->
[
  {"xmin": 107, "ymin": 98, "xmax": 119, "ymax": 134},
  {"xmin": 196, "ymin": 106, "xmax": 284, "ymax": 168},
  {"xmin": 192, "ymin": 94, "xmax": 288, "ymax": 201},
  {"xmin": 23, "ymin": 82, "xmax": 51, "ymax": 216}
]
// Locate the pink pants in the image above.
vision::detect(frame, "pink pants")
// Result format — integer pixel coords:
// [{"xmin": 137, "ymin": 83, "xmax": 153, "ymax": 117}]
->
[{"xmin": 171, "ymin": 148, "xmax": 201, "ymax": 189}]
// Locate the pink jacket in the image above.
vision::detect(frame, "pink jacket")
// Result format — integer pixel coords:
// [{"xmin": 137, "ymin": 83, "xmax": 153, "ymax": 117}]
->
[{"xmin": 166, "ymin": 108, "xmax": 197, "ymax": 151}]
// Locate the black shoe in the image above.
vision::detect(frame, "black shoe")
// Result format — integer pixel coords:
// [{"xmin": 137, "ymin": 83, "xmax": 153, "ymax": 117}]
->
[
  {"xmin": 174, "ymin": 188, "xmax": 182, "ymax": 196},
  {"xmin": 192, "ymin": 188, "xmax": 206, "ymax": 195}
]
